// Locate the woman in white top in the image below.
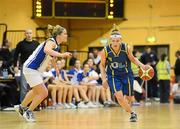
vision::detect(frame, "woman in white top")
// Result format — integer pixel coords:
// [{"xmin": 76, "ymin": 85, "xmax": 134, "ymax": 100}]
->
[{"xmin": 15, "ymin": 25, "xmax": 72, "ymax": 122}]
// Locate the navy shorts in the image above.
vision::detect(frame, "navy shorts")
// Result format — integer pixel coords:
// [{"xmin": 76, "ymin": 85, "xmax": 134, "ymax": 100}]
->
[{"xmin": 107, "ymin": 74, "xmax": 134, "ymax": 96}]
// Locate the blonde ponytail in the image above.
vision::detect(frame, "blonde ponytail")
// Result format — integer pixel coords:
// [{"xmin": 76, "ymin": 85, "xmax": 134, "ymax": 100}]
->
[{"xmin": 47, "ymin": 24, "xmax": 65, "ymax": 38}]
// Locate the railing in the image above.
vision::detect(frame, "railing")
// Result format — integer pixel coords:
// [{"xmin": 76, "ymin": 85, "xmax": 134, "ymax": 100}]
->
[
  {"xmin": 65, "ymin": 50, "xmax": 88, "ymax": 69},
  {"xmin": 36, "ymin": 27, "xmax": 46, "ymax": 43},
  {"xmin": 6, "ymin": 30, "xmax": 25, "ymax": 48},
  {"xmin": 68, "ymin": 50, "xmax": 88, "ymax": 63}
]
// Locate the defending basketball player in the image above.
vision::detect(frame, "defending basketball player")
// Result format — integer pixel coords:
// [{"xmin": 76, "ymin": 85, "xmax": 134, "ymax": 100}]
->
[
  {"xmin": 100, "ymin": 24, "xmax": 148, "ymax": 122},
  {"xmin": 14, "ymin": 25, "xmax": 72, "ymax": 122}
]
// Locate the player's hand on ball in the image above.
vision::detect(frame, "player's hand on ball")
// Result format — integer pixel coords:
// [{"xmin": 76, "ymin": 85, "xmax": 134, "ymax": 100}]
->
[
  {"xmin": 102, "ymin": 80, "xmax": 109, "ymax": 89},
  {"xmin": 141, "ymin": 64, "xmax": 147, "ymax": 71}
]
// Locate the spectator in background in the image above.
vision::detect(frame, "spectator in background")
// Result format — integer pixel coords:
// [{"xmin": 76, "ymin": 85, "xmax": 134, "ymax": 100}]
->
[
  {"xmin": 174, "ymin": 50, "xmax": 180, "ymax": 83},
  {"xmin": 83, "ymin": 52, "xmax": 94, "ymax": 65},
  {"xmin": 156, "ymin": 54, "xmax": 170, "ymax": 103},
  {"xmin": 0, "ymin": 39, "xmax": 13, "ymax": 70},
  {"xmin": 84, "ymin": 49, "xmax": 102, "ymax": 84},
  {"xmin": 172, "ymin": 81, "xmax": 180, "ymax": 104},
  {"xmin": 0, "ymin": 56, "xmax": 18, "ymax": 107},
  {"xmin": 13, "ymin": 29, "xmax": 39, "ymax": 102},
  {"xmin": 93, "ymin": 48, "xmax": 101, "ymax": 65},
  {"xmin": 0, "ymin": 55, "xmax": 13, "ymax": 78},
  {"xmin": 51, "ymin": 59, "xmax": 75, "ymax": 109},
  {"xmin": 140, "ymin": 46, "xmax": 159, "ymax": 100},
  {"xmin": 69, "ymin": 50, "xmax": 78, "ymax": 69},
  {"xmin": 0, "ymin": 56, "xmax": 4, "ymax": 76},
  {"xmin": 87, "ymin": 58, "xmax": 101, "ymax": 107},
  {"xmin": 92, "ymin": 48, "xmax": 101, "ymax": 74},
  {"xmin": 68, "ymin": 59, "xmax": 83, "ymax": 82},
  {"xmin": 76, "ymin": 63, "xmax": 97, "ymax": 108},
  {"xmin": 131, "ymin": 50, "xmax": 143, "ymax": 103}
]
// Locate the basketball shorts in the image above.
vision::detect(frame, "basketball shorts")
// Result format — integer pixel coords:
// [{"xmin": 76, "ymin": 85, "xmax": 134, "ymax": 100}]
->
[
  {"xmin": 107, "ymin": 75, "xmax": 134, "ymax": 96},
  {"xmin": 23, "ymin": 67, "xmax": 43, "ymax": 87}
]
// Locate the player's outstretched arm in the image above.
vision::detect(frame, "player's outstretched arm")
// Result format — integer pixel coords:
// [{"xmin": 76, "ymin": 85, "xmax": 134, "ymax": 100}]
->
[{"xmin": 44, "ymin": 40, "xmax": 72, "ymax": 58}]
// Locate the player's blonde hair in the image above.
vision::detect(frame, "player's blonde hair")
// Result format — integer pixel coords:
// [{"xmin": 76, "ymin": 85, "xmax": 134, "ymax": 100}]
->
[{"xmin": 47, "ymin": 24, "xmax": 66, "ymax": 37}]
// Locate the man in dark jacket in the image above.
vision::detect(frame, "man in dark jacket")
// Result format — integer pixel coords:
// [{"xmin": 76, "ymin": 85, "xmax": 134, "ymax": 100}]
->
[{"xmin": 174, "ymin": 50, "xmax": 180, "ymax": 83}]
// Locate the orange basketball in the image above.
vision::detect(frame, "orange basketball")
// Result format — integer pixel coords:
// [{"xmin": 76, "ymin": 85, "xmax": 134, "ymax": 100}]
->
[{"xmin": 138, "ymin": 65, "xmax": 154, "ymax": 81}]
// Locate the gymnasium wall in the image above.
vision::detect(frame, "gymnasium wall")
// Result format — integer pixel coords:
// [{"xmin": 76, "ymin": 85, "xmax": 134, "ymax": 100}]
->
[{"xmin": 0, "ymin": 0, "xmax": 180, "ymax": 66}]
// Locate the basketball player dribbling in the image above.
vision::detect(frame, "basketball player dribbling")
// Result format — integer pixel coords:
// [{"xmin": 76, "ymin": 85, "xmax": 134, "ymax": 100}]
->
[
  {"xmin": 100, "ymin": 24, "xmax": 147, "ymax": 122},
  {"xmin": 15, "ymin": 25, "xmax": 72, "ymax": 122}
]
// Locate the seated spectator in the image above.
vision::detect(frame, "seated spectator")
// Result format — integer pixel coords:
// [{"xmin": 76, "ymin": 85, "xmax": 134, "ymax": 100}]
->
[
  {"xmin": 51, "ymin": 59, "xmax": 75, "ymax": 109},
  {"xmin": 0, "ymin": 56, "xmax": 4, "ymax": 76},
  {"xmin": 0, "ymin": 39, "xmax": 13, "ymax": 69},
  {"xmin": 86, "ymin": 58, "xmax": 99, "ymax": 104},
  {"xmin": 76, "ymin": 63, "xmax": 99, "ymax": 108},
  {"xmin": 69, "ymin": 50, "xmax": 78, "ymax": 70},
  {"xmin": 87, "ymin": 58, "xmax": 105, "ymax": 107},
  {"xmin": 67, "ymin": 59, "xmax": 83, "ymax": 80},
  {"xmin": 172, "ymin": 81, "xmax": 180, "ymax": 104},
  {"xmin": 87, "ymin": 58, "xmax": 115, "ymax": 107},
  {"xmin": 0, "ymin": 56, "xmax": 13, "ymax": 78},
  {"xmin": 42, "ymin": 63, "xmax": 57, "ymax": 109},
  {"xmin": 67, "ymin": 60, "xmax": 95, "ymax": 108},
  {"xmin": 0, "ymin": 56, "xmax": 19, "ymax": 107}
]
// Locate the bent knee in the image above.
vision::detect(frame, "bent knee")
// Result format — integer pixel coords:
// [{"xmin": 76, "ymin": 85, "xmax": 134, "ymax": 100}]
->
[{"xmin": 114, "ymin": 92, "xmax": 124, "ymax": 100}]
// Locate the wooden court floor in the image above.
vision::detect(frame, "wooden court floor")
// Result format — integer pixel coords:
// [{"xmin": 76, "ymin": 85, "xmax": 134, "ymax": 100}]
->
[{"xmin": 0, "ymin": 103, "xmax": 180, "ymax": 129}]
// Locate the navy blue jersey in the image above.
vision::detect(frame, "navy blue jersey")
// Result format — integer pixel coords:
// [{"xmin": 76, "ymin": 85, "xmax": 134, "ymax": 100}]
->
[{"xmin": 104, "ymin": 43, "xmax": 133, "ymax": 78}]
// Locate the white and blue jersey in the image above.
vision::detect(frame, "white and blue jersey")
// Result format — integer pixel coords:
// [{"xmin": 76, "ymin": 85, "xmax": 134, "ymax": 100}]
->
[
  {"xmin": 68, "ymin": 68, "xmax": 83, "ymax": 85},
  {"xmin": 51, "ymin": 68, "xmax": 66, "ymax": 81},
  {"xmin": 24, "ymin": 38, "xmax": 60, "ymax": 72},
  {"xmin": 67, "ymin": 68, "xmax": 80, "ymax": 76},
  {"xmin": 77, "ymin": 71, "xmax": 89, "ymax": 83}
]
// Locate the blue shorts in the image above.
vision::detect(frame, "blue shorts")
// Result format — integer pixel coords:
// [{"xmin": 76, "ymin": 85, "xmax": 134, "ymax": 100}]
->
[{"xmin": 107, "ymin": 75, "xmax": 134, "ymax": 96}]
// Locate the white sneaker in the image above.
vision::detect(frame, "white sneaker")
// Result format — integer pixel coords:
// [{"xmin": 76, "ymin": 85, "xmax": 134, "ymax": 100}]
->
[
  {"xmin": 77, "ymin": 102, "xmax": 89, "ymax": 108},
  {"xmin": 23, "ymin": 110, "xmax": 36, "ymax": 122},
  {"xmin": 95, "ymin": 102, "xmax": 104, "ymax": 108},
  {"xmin": 68, "ymin": 103, "xmax": 77, "ymax": 109},
  {"xmin": 47, "ymin": 105, "xmax": 57, "ymax": 109},
  {"xmin": 86, "ymin": 101, "xmax": 97, "ymax": 108},
  {"xmin": 63, "ymin": 103, "xmax": 71, "ymax": 109},
  {"xmin": 154, "ymin": 97, "xmax": 160, "ymax": 101},
  {"xmin": 14, "ymin": 105, "xmax": 27, "ymax": 116},
  {"xmin": 56, "ymin": 103, "xmax": 64, "ymax": 109}
]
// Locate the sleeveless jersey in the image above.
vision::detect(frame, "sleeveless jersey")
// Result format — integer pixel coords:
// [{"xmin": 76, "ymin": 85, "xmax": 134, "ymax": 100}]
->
[
  {"xmin": 24, "ymin": 38, "xmax": 60, "ymax": 72},
  {"xmin": 104, "ymin": 43, "xmax": 133, "ymax": 77}
]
